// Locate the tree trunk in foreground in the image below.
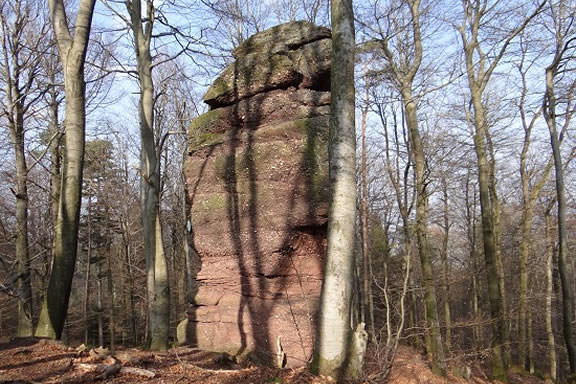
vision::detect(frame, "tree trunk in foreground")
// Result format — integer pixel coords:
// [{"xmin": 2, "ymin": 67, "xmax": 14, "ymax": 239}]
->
[
  {"xmin": 35, "ymin": 0, "xmax": 96, "ymax": 339},
  {"xmin": 311, "ymin": 0, "xmax": 356, "ymax": 379}
]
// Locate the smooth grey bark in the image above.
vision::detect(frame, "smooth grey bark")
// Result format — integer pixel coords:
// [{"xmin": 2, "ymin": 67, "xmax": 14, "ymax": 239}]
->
[
  {"xmin": 464, "ymin": 173, "xmax": 481, "ymax": 348},
  {"xmin": 440, "ymin": 175, "xmax": 451, "ymax": 353},
  {"xmin": 35, "ymin": 0, "xmax": 96, "ymax": 339},
  {"xmin": 360, "ymin": 66, "xmax": 375, "ymax": 339},
  {"xmin": 543, "ymin": 23, "xmax": 575, "ymax": 372},
  {"xmin": 83, "ymin": 206, "xmax": 91, "ymax": 345},
  {"xmin": 12, "ymin": 104, "xmax": 33, "ymax": 338},
  {"xmin": 125, "ymin": 0, "xmax": 170, "ymax": 351},
  {"xmin": 544, "ymin": 203, "xmax": 557, "ymax": 381},
  {"xmin": 404, "ymin": 84, "xmax": 445, "ymax": 375},
  {"xmin": 311, "ymin": 0, "xmax": 357, "ymax": 379}
]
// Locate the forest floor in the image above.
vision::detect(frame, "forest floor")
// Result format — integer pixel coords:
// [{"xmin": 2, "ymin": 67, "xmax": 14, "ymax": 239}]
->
[{"xmin": 0, "ymin": 338, "xmax": 550, "ymax": 384}]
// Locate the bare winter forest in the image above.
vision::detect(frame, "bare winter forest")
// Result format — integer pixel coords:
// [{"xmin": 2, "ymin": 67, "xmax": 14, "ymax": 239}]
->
[{"xmin": 0, "ymin": 0, "xmax": 575, "ymax": 383}]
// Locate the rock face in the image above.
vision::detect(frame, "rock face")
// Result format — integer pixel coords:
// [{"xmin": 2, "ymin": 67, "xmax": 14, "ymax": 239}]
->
[{"xmin": 183, "ymin": 21, "xmax": 331, "ymax": 367}]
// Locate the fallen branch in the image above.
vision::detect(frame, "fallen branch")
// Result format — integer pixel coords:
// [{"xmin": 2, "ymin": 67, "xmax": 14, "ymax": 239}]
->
[
  {"xmin": 119, "ymin": 366, "xmax": 156, "ymax": 378},
  {"xmin": 76, "ymin": 361, "xmax": 155, "ymax": 379}
]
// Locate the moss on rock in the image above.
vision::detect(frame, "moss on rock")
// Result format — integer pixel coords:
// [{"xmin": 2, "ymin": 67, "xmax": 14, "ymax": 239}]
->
[{"xmin": 203, "ymin": 53, "xmax": 301, "ymax": 108}]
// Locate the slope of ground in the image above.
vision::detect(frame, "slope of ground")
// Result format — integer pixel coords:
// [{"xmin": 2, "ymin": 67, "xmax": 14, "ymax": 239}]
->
[{"xmin": 0, "ymin": 339, "xmax": 549, "ymax": 383}]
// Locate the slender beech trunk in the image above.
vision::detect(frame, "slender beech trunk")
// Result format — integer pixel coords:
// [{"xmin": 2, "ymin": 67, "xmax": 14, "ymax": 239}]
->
[
  {"xmin": 123, "ymin": 235, "xmax": 138, "ymax": 344},
  {"xmin": 35, "ymin": 0, "xmax": 96, "ymax": 339},
  {"xmin": 106, "ymin": 243, "xmax": 115, "ymax": 351},
  {"xmin": 518, "ymin": 156, "xmax": 551, "ymax": 369},
  {"xmin": 12, "ymin": 107, "xmax": 33, "ymax": 337},
  {"xmin": 469, "ymin": 94, "xmax": 507, "ymax": 381},
  {"xmin": 440, "ymin": 175, "xmax": 451, "ymax": 353},
  {"xmin": 126, "ymin": 0, "xmax": 170, "ymax": 350},
  {"xmin": 403, "ymin": 87, "xmax": 445, "ymax": 375},
  {"xmin": 465, "ymin": 173, "xmax": 481, "ymax": 348},
  {"xmin": 485, "ymin": 127, "xmax": 509, "ymax": 366},
  {"xmin": 83, "ymin": 197, "xmax": 92, "ymax": 345},
  {"xmin": 544, "ymin": 59, "xmax": 575, "ymax": 374},
  {"xmin": 96, "ymin": 259, "xmax": 104, "ymax": 346},
  {"xmin": 182, "ymin": 201, "xmax": 196, "ymax": 304},
  {"xmin": 311, "ymin": 0, "xmax": 356, "ymax": 379},
  {"xmin": 518, "ymin": 190, "xmax": 531, "ymax": 369},
  {"xmin": 545, "ymin": 205, "xmax": 557, "ymax": 381},
  {"xmin": 527, "ymin": 308, "xmax": 534, "ymax": 374},
  {"xmin": 360, "ymin": 67, "xmax": 375, "ymax": 339}
]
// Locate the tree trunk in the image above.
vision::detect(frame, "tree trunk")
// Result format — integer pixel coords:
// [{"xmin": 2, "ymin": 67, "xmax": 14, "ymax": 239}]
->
[
  {"xmin": 403, "ymin": 87, "xmax": 445, "ymax": 375},
  {"xmin": 440, "ymin": 175, "xmax": 451, "ymax": 353},
  {"xmin": 35, "ymin": 0, "xmax": 96, "ymax": 340},
  {"xmin": 486, "ymin": 131, "xmax": 509, "ymax": 366},
  {"xmin": 12, "ymin": 106, "xmax": 33, "ymax": 337},
  {"xmin": 545, "ymin": 206, "xmax": 557, "ymax": 381},
  {"xmin": 470, "ymin": 94, "xmax": 508, "ymax": 382},
  {"xmin": 311, "ymin": 0, "xmax": 356, "ymax": 379},
  {"xmin": 106, "ymin": 245, "xmax": 115, "ymax": 351},
  {"xmin": 97, "ymin": 259, "xmax": 104, "ymax": 347},
  {"xmin": 360, "ymin": 68, "xmax": 374, "ymax": 339},
  {"xmin": 83, "ymin": 197, "xmax": 92, "ymax": 345},
  {"xmin": 544, "ymin": 63, "xmax": 575, "ymax": 373},
  {"xmin": 465, "ymin": 172, "xmax": 481, "ymax": 349},
  {"xmin": 126, "ymin": 0, "xmax": 170, "ymax": 351}
]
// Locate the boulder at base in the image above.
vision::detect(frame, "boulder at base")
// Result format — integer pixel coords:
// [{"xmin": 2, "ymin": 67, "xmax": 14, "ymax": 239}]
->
[{"xmin": 183, "ymin": 21, "xmax": 331, "ymax": 368}]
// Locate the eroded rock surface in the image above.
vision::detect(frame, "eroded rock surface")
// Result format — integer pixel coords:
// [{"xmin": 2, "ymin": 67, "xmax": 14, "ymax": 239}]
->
[{"xmin": 183, "ymin": 21, "xmax": 331, "ymax": 367}]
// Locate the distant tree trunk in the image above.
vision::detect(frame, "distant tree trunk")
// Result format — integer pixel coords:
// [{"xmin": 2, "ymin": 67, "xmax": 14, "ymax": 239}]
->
[
  {"xmin": 122, "ymin": 234, "xmax": 138, "ymax": 344},
  {"xmin": 35, "ymin": 0, "xmax": 96, "ymax": 339},
  {"xmin": 465, "ymin": 171, "xmax": 481, "ymax": 349},
  {"xmin": 527, "ymin": 308, "xmax": 534, "ymax": 374},
  {"xmin": 484, "ymin": 125, "xmax": 509, "ymax": 366},
  {"xmin": 545, "ymin": 204, "xmax": 557, "ymax": 381},
  {"xmin": 518, "ymin": 157, "xmax": 551, "ymax": 369},
  {"xmin": 125, "ymin": 0, "xmax": 170, "ymax": 350},
  {"xmin": 12, "ymin": 106, "xmax": 33, "ymax": 338},
  {"xmin": 516, "ymin": 52, "xmax": 553, "ymax": 367},
  {"xmin": 106, "ymin": 244, "xmax": 115, "ymax": 351},
  {"xmin": 440, "ymin": 175, "xmax": 451, "ymax": 353},
  {"xmin": 311, "ymin": 0, "xmax": 357, "ymax": 379},
  {"xmin": 470, "ymin": 94, "xmax": 507, "ymax": 381},
  {"xmin": 83, "ymin": 197, "xmax": 93, "ymax": 345},
  {"xmin": 96, "ymin": 258, "xmax": 104, "ymax": 346},
  {"xmin": 403, "ymin": 86, "xmax": 445, "ymax": 375},
  {"xmin": 544, "ymin": 54, "xmax": 575, "ymax": 374},
  {"xmin": 360, "ymin": 66, "xmax": 375, "ymax": 339}
]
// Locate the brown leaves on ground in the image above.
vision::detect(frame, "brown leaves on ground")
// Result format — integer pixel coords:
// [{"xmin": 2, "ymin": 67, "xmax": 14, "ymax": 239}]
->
[
  {"xmin": 0, "ymin": 338, "xmax": 332, "ymax": 384},
  {"xmin": 0, "ymin": 339, "xmax": 550, "ymax": 384}
]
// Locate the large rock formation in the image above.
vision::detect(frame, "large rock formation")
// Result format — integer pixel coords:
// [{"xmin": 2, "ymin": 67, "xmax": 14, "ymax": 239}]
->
[{"xmin": 183, "ymin": 21, "xmax": 331, "ymax": 368}]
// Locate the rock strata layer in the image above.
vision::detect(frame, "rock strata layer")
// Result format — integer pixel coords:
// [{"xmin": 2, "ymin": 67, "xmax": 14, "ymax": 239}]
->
[{"xmin": 183, "ymin": 21, "xmax": 331, "ymax": 368}]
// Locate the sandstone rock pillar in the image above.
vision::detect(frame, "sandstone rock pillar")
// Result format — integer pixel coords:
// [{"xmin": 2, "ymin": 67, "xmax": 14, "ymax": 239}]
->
[{"xmin": 183, "ymin": 21, "xmax": 331, "ymax": 367}]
